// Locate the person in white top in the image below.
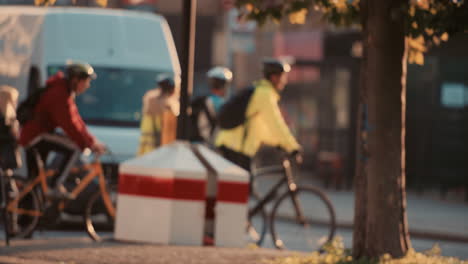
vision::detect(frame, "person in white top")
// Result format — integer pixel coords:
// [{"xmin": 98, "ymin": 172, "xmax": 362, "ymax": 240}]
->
[{"xmin": 191, "ymin": 66, "xmax": 233, "ymax": 145}]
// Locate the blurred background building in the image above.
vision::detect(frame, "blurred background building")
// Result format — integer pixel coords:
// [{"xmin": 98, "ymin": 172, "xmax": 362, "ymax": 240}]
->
[{"xmin": 0, "ymin": 0, "xmax": 466, "ymax": 199}]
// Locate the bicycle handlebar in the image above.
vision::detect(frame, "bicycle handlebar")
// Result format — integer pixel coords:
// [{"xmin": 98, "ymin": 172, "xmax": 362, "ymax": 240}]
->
[
  {"xmin": 83, "ymin": 148, "xmax": 117, "ymax": 164},
  {"xmin": 272, "ymin": 147, "xmax": 303, "ymax": 165}
]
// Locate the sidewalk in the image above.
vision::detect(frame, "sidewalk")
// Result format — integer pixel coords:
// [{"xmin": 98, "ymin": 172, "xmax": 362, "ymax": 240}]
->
[
  {"xmin": 0, "ymin": 237, "xmax": 293, "ymax": 264},
  {"xmin": 326, "ymin": 189, "xmax": 468, "ymax": 242},
  {"xmin": 1, "ymin": 175, "xmax": 467, "ymax": 264},
  {"xmin": 254, "ymin": 174, "xmax": 468, "ymax": 242}
]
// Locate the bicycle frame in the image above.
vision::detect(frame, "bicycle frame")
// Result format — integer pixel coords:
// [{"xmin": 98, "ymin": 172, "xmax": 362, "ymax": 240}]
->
[
  {"xmin": 249, "ymin": 155, "xmax": 337, "ymax": 250},
  {"xmin": 6, "ymin": 169, "xmax": 54, "ymax": 217},
  {"xmin": 249, "ymin": 159, "xmax": 301, "ymax": 219},
  {"xmin": 6, "ymin": 155, "xmax": 115, "ymax": 220}
]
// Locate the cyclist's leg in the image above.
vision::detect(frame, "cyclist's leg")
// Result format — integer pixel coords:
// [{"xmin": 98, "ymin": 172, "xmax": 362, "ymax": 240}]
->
[
  {"xmin": 41, "ymin": 134, "xmax": 80, "ymax": 194},
  {"xmin": 25, "ymin": 145, "xmax": 41, "ymax": 180},
  {"xmin": 28, "ymin": 134, "xmax": 80, "ymax": 197},
  {"xmin": 52, "ymin": 148, "xmax": 79, "ymax": 193},
  {"xmin": 217, "ymin": 146, "xmax": 269, "ymax": 245},
  {"xmin": 218, "ymin": 146, "xmax": 251, "ymax": 172}
]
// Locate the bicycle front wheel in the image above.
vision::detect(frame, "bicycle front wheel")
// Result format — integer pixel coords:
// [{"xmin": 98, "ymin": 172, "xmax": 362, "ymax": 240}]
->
[
  {"xmin": 84, "ymin": 183, "xmax": 117, "ymax": 242},
  {"xmin": 270, "ymin": 185, "xmax": 336, "ymax": 252}
]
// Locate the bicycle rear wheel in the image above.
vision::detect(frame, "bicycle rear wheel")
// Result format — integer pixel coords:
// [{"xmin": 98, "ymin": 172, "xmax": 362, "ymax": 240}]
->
[
  {"xmin": 84, "ymin": 183, "xmax": 117, "ymax": 241},
  {"xmin": 270, "ymin": 185, "xmax": 336, "ymax": 252},
  {"xmin": 7, "ymin": 176, "xmax": 40, "ymax": 239}
]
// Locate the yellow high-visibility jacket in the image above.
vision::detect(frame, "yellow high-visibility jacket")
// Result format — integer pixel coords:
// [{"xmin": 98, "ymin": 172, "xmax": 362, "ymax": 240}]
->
[
  {"xmin": 137, "ymin": 89, "xmax": 179, "ymax": 156},
  {"xmin": 215, "ymin": 79, "xmax": 300, "ymax": 157},
  {"xmin": 138, "ymin": 114, "xmax": 162, "ymax": 156}
]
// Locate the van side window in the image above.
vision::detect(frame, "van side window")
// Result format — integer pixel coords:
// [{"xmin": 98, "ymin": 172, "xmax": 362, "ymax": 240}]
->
[{"xmin": 440, "ymin": 82, "xmax": 468, "ymax": 109}]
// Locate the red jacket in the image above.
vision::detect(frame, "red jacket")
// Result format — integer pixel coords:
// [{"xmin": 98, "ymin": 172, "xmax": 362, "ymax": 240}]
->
[{"xmin": 19, "ymin": 72, "xmax": 96, "ymax": 150}]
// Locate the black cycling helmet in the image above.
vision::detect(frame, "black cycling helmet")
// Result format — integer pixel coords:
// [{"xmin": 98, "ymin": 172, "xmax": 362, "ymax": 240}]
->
[
  {"xmin": 156, "ymin": 73, "xmax": 180, "ymax": 94},
  {"xmin": 65, "ymin": 62, "xmax": 97, "ymax": 80},
  {"xmin": 262, "ymin": 58, "xmax": 291, "ymax": 78},
  {"xmin": 156, "ymin": 73, "xmax": 181, "ymax": 88}
]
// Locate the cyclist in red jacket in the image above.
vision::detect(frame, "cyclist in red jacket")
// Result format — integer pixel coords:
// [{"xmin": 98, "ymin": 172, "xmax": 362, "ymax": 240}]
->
[{"xmin": 19, "ymin": 62, "xmax": 106, "ymax": 199}]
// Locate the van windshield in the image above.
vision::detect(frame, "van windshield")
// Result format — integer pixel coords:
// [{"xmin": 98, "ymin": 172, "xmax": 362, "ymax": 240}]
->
[{"xmin": 48, "ymin": 66, "xmax": 162, "ymax": 127}]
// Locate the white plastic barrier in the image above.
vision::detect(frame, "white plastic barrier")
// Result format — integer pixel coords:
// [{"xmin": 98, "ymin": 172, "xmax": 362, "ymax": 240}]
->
[
  {"xmin": 114, "ymin": 142, "xmax": 207, "ymax": 245},
  {"xmin": 114, "ymin": 141, "xmax": 250, "ymax": 247},
  {"xmin": 195, "ymin": 144, "xmax": 250, "ymax": 248}
]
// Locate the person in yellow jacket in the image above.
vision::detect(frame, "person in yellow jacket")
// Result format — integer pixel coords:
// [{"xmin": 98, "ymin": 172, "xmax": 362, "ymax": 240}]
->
[
  {"xmin": 137, "ymin": 74, "xmax": 180, "ymax": 155},
  {"xmin": 215, "ymin": 58, "xmax": 302, "ymax": 171}
]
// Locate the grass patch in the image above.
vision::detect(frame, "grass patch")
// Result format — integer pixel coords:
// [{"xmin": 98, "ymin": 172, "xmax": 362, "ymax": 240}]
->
[{"xmin": 267, "ymin": 238, "xmax": 467, "ymax": 264}]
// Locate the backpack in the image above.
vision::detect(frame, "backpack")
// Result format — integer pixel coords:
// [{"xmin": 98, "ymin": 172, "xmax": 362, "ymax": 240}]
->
[
  {"xmin": 217, "ymin": 86, "xmax": 255, "ymax": 129},
  {"xmin": 16, "ymin": 86, "xmax": 48, "ymax": 126},
  {"xmin": 188, "ymin": 95, "xmax": 216, "ymax": 142}
]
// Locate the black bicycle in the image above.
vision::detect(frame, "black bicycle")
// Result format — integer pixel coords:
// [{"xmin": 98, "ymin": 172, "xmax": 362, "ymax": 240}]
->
[{"xmin": 246, "ymin": 150, "xmax": 336, "ymax": 252}]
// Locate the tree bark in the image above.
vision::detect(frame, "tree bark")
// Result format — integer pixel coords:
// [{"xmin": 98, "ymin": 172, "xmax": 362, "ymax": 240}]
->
[
  {"xmin": 353, "ymin": 0, "xmax": 411, "ymax": 258},
  {"xmin": 352, "ymin": 102, "xmax": 369, "ymax": 258}
]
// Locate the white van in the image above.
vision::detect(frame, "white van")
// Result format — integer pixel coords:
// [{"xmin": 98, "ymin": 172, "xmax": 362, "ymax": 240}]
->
[{"xmin": 0, "ymin": 7, "xmax": 181, "ymax": 167}]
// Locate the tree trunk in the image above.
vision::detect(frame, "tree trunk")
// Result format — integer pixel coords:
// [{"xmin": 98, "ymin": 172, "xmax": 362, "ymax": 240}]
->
[
  {"xmin": 353, "ymin": 0, "xmax": 411, "ymax": 258},
  {"xmin": 352, "ymin": 101, "xmax": 369, "ymax": 258}
]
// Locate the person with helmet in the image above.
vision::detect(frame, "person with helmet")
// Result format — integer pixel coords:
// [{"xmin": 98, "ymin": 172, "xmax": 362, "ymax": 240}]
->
[
  {"xmin": 190, "ymin": 66, "xmax": 233, "ymax": 144},
  {"xmin": 19, "ymin": 61, "xmax": 106, "ymax": 199},
  {"xmin": 215, "ymin": 58, "xmax": 302, "ymax": 171},
  {"xmin": 137, "ymin": 73, "xmax": 180, "ymax": 155},
  {"xmin": 205, "ymin": 66, "xmax": 233, "ymax": 113}
]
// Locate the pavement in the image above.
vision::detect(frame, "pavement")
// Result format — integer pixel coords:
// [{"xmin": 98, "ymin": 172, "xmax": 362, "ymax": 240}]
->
[
  {"xmin": 255, "ymin": 174, "xmax": 468, "ymax": 243},
  {"xmin": 0, "ymin": 184, "xmax": 467, "ymax": 263},
  {"xmin": 326, "ymin": 188, "xmax": 468, "ymax": 243},
  {"xmin": 0, "ymin": 236, "xmax": 293, "ymax": 264}
]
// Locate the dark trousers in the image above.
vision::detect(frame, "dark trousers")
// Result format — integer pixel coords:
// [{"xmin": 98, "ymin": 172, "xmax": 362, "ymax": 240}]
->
[
  {"xmin": 26, "ymin": 134, "xmax": 80, "ymax": 189},
  {"xmin": 218, "ymin": 146, "xmax": 251, "ymax": 172}
]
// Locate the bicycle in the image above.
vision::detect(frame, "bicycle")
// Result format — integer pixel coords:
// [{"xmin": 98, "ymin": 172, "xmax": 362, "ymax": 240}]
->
[
  {"xmin": 0, "ymin": 166, "xmax": 14, "ymax": 246},
  {"xmin": 4, "ymin": 149, "xmax": 117, "ymax": 242},
  {"xmin": 246, "ymin": 150, "xmax": 336, "ymax": 252}
]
